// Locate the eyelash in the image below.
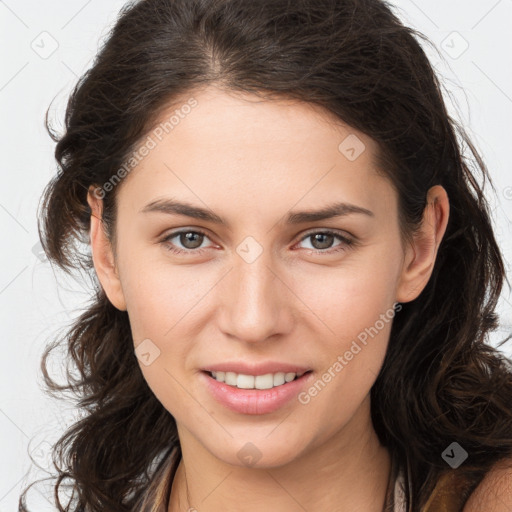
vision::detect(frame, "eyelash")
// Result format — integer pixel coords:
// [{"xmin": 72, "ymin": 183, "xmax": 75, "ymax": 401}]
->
[{"xmin": 160, "ymin": 229, "xmax": 355, "ymax": 256}]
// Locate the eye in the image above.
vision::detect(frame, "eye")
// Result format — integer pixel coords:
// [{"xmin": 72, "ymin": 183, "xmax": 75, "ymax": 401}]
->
[
  {"xmin": 160, "ymin": 229, "xmax": 214, "ymax": 255},
  {"xmin": 296, "ymin": 230, "xmax": 354, "ymax": 254},
  {"xmin": 160, "ymin": 228, "xmax": 355, "ymax": 257}
]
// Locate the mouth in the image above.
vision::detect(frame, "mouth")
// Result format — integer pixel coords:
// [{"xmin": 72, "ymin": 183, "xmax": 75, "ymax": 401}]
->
[
  {"xmin": 203, "ymin": 369, "xmax": 313, "ymax": 391},
  {"xmin": 201, "ymin": 368, "xmax": 315, "ymax": 415}
]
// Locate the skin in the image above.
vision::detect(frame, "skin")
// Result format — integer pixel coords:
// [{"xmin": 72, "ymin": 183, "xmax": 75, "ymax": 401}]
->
[
  {"xmin": 463, "ymin": 459, "xmax": 512, "ymax": 511},
  {"xmin": 87, "ymin": 85, "xmax": 450, "ymax": 511}
]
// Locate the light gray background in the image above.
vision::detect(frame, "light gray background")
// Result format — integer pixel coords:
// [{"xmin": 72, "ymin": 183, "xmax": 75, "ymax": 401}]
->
[{"xmin": 1, "ymin": 1, "xmax": 511, "ymax": 510}]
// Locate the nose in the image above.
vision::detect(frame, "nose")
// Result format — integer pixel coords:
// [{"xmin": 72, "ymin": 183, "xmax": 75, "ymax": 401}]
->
[{"xmin": 217, "ymin": 252, "xmax": 294, "ymax": 344}]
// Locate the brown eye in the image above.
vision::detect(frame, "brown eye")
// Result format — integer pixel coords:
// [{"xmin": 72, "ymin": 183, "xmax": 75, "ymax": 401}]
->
[
  {"xmin": 310, "ymin": 233, "xmax": 335, "ymax": 250},
  {"xmin": 179, "ymin": 231, "xmax": 204, "ymax": 249},
  {"xmin": 161, "ymin": 229, "xmax": 212, "ymax": 255},
  {"xmin": 297, "ymin": 230, "xmax": 354, "ymax": 254}
]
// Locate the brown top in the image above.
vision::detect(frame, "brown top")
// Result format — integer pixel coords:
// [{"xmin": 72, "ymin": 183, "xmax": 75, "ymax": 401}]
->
[
  {"xmin": 384, "ymin": 454, "xmax": 477, "ymax": 512},
  {"xmin": 418, "ymin": 468, "xmax": 476, "ymax": 512},
  {"xmin": 138, "ymin": 445, "xmax": 477, "ymax": 512}
]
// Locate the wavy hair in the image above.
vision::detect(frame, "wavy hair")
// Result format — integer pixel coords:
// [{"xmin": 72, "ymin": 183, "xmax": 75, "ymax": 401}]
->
[{"xmin": 20, "ymin": 0, "xmax": 512, "ymax": 510}]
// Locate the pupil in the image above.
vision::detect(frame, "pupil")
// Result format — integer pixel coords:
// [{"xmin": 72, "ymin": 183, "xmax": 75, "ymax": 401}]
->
[
  {"xmin": 181, "ymin": 232, "xmax": 203, "ymax": 249},
  {"xmin": 179, "ymin": 233, "xmax": 334, "ymax": 250},
  {"xmin": 312, "ymin": 233, "xmax": 333, "ymax": 249}
]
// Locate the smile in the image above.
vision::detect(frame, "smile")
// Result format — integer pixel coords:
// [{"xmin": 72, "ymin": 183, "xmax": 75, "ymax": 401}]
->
[
  {"xmin": 201, "ymin": 370, "xmax": 314, "ymax": 415},
  {"xmin": 208, "ymin": 370, "xmax": 309, "ymax": 390}
]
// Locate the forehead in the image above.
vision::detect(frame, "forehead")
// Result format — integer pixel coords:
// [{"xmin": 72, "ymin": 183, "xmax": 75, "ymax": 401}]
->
[
  {"xmin": 116, "ymin": 85, "xmax": 396, "ymax": 219},
  {"xmin": 146, "ymin": 85, "xmax": 378, "ymax": 157}
]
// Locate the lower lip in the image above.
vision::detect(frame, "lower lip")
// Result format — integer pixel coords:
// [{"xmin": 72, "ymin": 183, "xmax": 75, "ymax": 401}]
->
[{"xmin": 201, "ymin": 371, "xmax": 314, "ymax": 415}]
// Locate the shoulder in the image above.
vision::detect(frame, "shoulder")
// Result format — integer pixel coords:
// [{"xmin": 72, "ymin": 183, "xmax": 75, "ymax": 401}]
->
[{"xmin": 463, "ymin": 457, "xmax": 512, "ymax": 511}]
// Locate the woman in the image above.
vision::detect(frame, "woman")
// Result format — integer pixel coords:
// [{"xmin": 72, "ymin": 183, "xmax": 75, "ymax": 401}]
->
[{"xmin": 20, "ymin": 0, "xmax": 512, "ymax": 510}]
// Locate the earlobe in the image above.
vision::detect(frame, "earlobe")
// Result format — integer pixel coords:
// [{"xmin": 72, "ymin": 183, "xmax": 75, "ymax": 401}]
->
[
  {"xmin": 86, "ymin": 186, "xmax": 127, "ymax": 311},
  {"xmin": 396, "ymin": 185, "xmax": 450, "ymax": 303}
]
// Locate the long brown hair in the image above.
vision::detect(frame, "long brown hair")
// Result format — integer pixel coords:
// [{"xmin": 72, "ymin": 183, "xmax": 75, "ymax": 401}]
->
[{"xmin": 20, "ymin": 0, "xmax": 512, "ymax": 510}]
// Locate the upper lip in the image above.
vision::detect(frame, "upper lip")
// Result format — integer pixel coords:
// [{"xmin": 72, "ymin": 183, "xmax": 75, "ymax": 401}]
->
[{"xmin": 202, "ymin": 362, "xmax": 312, "ymax": 376}]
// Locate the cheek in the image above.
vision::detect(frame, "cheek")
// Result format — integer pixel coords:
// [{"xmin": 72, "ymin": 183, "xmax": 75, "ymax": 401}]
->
[
  {"xmin": 120, "ymin": 262, "xmax": 211, "ymax": 412},
  {"xmin": 294, "ymin": 247, "xmax": 402, "ymax": 338},
  {"xmin": 293, "ymin": 278, "xmax": 397, "ymax": 438},
  {"xmin": 290, "ymin": 246, "xmax": 401, "ymax": 405},
  {"xmin": 119, "ymin": 246, "xmax": 212, "ymax": 341},
  {"xmin": 298, "ymin": 274, "xmax": 395, "ymax": 379}
]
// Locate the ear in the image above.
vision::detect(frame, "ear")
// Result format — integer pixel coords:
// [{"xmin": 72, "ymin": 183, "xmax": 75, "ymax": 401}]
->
[
  {"xmin": 86, "ymin": 186, "xmax": 127, "ymax": 311},
  {"xmin": 396, "ymin": 185, "xmax": 450, "ymax": 303}
]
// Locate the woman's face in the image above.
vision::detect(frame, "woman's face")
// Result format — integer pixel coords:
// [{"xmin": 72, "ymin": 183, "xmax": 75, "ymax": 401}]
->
[{"xmin": 89, "ymin": 85, "xmax": 435, "ymax": 468}]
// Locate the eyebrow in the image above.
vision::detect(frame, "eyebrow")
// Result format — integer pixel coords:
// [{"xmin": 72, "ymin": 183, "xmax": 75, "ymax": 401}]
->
[{"xmin": 140, "ymin": 198, "xmax": 374, "ymax": 225}]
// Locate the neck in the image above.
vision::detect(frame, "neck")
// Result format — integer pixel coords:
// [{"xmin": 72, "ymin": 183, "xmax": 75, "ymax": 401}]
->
[{"xmin": 168, "ymin": 396, "xmax": 391, "ymax": 512}]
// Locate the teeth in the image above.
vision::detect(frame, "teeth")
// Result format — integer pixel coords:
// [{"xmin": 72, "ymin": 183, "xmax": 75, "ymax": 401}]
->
[{"xmin": 210, "ymin": 371, "xmax": 305, "ymax": 389}]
